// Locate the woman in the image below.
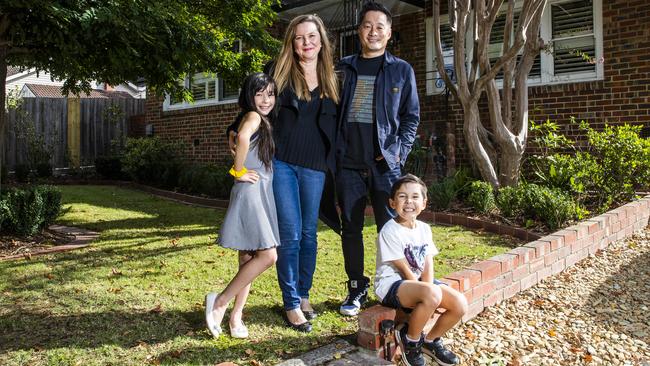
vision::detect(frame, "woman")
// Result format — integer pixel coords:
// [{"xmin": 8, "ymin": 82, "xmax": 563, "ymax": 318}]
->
[{"xmin": 269, "ymin": 14, "xmax": 339, "ymax": 332}]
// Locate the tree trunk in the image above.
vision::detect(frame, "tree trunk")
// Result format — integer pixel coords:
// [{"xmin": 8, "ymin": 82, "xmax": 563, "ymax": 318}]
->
[{"xmin": 463, "ymin": 103, "xmax": 499, "ymax": 188}]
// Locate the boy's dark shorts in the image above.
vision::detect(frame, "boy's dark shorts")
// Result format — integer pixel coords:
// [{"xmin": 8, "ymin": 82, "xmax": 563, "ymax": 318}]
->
[{"xmin": 381, "ymin": 279, "xmax": 446, "ymax": 312}]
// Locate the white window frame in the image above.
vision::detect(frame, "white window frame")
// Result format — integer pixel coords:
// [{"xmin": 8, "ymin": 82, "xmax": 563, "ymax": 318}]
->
[
  {"xmin": 425, "ymin": 0, "xmax": 603, "ymax": 96},
  {"xmin": 163, "ymin": 41, "xmax": 242, "ymax": 111}
]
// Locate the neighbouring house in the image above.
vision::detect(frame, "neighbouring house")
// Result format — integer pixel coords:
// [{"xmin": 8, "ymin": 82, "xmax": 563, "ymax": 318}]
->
[
  {"xmin": 144, "ymin": 0, "xmax": 650, "ymax": 178},
  {"xmin": 19, "ymin": 84, "xmax": 134, "ymax": 99},
  {"xmin": 6, "ymin": 66, "xmax": 147, "ymax": 99}
]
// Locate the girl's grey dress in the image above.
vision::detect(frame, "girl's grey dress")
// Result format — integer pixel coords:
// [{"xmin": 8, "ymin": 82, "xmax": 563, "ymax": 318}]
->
[{"xmin": 218, "ymin": 136, "xmax": 280, "ymax": 251}]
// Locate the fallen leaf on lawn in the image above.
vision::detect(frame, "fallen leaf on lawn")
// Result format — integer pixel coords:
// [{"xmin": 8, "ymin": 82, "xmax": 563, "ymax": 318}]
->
[
  {"xmin": 111, "ymin": 268, "xmax": 123, "ymax": 276},
  {"xmin": 44, "ymin": 273, "xmax": 54, "ymax": 280},
  {"xmin": 23, "ymin": 253, "xmax": 32, "ymax": 260},
  {"xmin": 108, "ymin": 287, "xmax": 122, "ymax": 293},
  {"xmin": 533, "ymin": 299, "xmax": 545, "ymax": 306},
  {"xmin": 145, "ymin": 354, "xmax": 160, "ymax": 365},
  {"xmin": 583, "ymin": 353, "xmax": 593, "ymax": 362},
  {"xmin": 245, "ymin": 349, "xmax": 255, "ymax": 356},
  {"xmin": 159, "ymin": 261, "xmax": 167, "ymax": 268},
  {"xmin": 333, "ymin": 353, "xmax": 342, "ymax": 359},
  {"xmin": 203, "ymin": 261, "xmax": 215, "ymax": 264},
  {"xmin": 169, "ymin": 350, "xmax": 183, "ymax": 358},
  {"xmin": 149, "ymin": 304, "xmax": 163, "ymax": 313},
  {"xmin": 250, "ymin": 360, "xmax": 262, "ymax": 366},
  {"xmin": 186, "ymin": 331, "xmax": 195, "ymax": 336},
  {"xmin": 548, "ymin": 329, "xmax": 557, "ymax": 337},
  {"xmin": 170, "ymin": 238, "xmax": 178, "ymax": 247}
]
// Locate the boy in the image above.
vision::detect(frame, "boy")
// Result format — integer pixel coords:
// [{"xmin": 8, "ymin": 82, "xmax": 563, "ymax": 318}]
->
[{"xmin": 374, "ymin": 174, "xmax": 468, "ymax": 366}]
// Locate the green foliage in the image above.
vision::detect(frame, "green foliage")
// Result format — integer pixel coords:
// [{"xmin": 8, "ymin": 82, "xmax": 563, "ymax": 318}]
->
[
  {"xmin": 178, "ymin": 163, "xmax": 234, "ymax": 199},
  {"xmin": 36, "ymin": 162, "xmax": 53, "ymax": 178},
  {"xmin": 2, "ymin": 1, "xmax": 279, "ymax": 99},
  {"xmin": 428, "ymin": 167, "xmax": 476, "ymax": 211},
  {"xmin": 95, "ymin": 156, "xmax": 125, "ymax": 180},
  {"xmin": 429, "ymin": 177, "xmax": 456, "ymax": 210},
  {"xmin": 2, "ymin": 185, "xmax": 62, "ymax": 236},
  {"xmin": 497, "ymin": 183, "xmax": 585, "ymax": 231},
  {"xmin": 495, "ymin": 185, "xmax": 524, "ymax": 218},
  {"xmin": 466, "ymin": 181, "xmax": 496, "ymax": 214},
  {"xmin": 121, "ymin": 137, "xmax": 185, "ymax": 188},
  {"xmin": 14, "ymin": 164, "xmax": 30, "ymax": 183},
  {"xmin": 528, "ymin": 118, "xmax": 650, "ymax": 213}
]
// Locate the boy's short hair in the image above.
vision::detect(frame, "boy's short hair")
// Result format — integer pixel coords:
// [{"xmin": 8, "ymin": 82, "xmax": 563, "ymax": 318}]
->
[
  {"xmin": 359, "ymin": 1, "xmax": 392, "ymax": 25},
  {"xmin": 390, "ymin": 174, "xmax": 428, "ymax": 200}
]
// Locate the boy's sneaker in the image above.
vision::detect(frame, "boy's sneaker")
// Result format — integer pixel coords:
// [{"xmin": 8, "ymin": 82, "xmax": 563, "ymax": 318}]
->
[
  {"xmin": 395, "ymin": 323, "xmax": 426, "ymax": 366},
  {"xmin": 422, "ymin": 337, "xmax": 460, "ymax": 366},
  {"xmin": 339, "ymin": 278, "xmax": 369, "ymax": 316}
]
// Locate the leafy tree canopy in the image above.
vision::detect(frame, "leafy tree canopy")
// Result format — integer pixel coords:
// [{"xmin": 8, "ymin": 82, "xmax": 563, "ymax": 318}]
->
[{"xmin": 0, "ymin": 0, "xmax": 280, "ymax": 98}]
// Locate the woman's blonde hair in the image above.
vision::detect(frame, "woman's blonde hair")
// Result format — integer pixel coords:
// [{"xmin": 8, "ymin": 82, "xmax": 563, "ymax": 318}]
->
[{"xmin": 273, "ymin": 14, "xmax": 339, "ymax": 103}]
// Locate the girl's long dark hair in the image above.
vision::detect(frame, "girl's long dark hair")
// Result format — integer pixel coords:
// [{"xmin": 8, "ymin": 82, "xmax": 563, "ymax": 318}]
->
[{"xmin": 237, "ymin": 72, "xmax": 277, "ymax": 170}]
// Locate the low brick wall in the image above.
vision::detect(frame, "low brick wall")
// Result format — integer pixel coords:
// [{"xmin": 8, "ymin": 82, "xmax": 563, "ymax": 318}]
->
[{"xmin": 358, "ymin": 195, "xmax": 650, "ymax": 358}]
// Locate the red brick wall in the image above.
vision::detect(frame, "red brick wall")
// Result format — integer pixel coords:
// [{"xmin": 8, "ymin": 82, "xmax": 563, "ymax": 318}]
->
[{"xmin": 144, "ymin": 96, "xmax": 240, "ymax": 164}]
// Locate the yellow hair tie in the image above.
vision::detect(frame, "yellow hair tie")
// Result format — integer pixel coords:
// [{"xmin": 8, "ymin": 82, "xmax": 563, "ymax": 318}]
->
[{"xmin": 229, "ymin": 166, "xmax": 248, "ymax": 178}]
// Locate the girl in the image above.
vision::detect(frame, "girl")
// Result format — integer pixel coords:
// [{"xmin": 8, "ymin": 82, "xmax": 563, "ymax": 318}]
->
[{"xmin": 205, "ymin": 73, "xmax": 280, "ymax": 339}]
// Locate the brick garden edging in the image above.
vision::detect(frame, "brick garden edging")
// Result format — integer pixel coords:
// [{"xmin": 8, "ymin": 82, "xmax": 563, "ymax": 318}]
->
[{"xmin": 357, "ymin": 195, "xmax": 650, "ymax": 358}]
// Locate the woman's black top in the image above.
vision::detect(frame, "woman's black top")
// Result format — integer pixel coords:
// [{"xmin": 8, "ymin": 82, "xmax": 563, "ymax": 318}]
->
[{"xmin": 274, "ymin": 87, "xmax": 327, "ymax": 172}]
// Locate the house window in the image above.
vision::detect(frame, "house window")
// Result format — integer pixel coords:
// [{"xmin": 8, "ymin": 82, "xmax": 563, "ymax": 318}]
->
[
  {"xmin": 164, "ymin": 41, "xmax": 241, "ymax": 111},
  {"xmin": 425, "ymin": 0, "xmax": 603, "ymax": 95}
]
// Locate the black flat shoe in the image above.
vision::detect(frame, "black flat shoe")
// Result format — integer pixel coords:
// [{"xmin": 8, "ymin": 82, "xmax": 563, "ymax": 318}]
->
[
  {"xmin": 303, "ymin": 310, "xmax": 318, "ymax": 321},
  {"xmin": 282, "ymin": 314, "xmax": 312, "ymax": 333}
]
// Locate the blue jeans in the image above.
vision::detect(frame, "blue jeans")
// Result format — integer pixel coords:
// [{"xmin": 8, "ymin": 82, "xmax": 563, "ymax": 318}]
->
[
  {"xmin": 336, "ymin": 165, "xmax": 401, "ymax": 281},
  {"xmin": 273, "ymin": 159, "xmax": 326, "ymax": 311}
]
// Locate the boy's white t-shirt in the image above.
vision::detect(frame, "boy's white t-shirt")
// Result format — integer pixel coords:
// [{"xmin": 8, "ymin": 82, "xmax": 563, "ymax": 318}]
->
[{"xmin": 374, "ymin": 219, "xmax": 439, "ymax": 301}]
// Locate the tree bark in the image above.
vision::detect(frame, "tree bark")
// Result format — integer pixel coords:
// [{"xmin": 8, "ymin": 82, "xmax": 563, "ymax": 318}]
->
[
  {"xmin": 463, "ymin": 102, "xmax": 499, "ymax": 188},
  {"xmin": 0, "ymin": 53, "xmax": 6, "ymax": 194}
]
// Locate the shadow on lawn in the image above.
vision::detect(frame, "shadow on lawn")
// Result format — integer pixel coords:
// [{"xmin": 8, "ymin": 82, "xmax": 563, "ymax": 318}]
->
[
  {"xmin": 0, "ymin": 304, "xmax": 340, "ymax": 364},
  {"xmin": 584, "ymin": 249, "xmax": 650, "ymax": 345}
]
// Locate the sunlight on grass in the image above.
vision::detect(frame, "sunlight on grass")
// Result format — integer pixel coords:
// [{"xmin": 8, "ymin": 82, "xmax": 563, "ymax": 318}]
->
[{"xmin": 0, "ymin": 185, "xmax": 522, "ymax": 366}]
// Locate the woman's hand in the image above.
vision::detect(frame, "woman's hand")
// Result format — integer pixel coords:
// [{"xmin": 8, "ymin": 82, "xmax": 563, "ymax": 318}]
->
[{"xmin": 236, "ymin": 170, "xmax": 259, "ymax": 183}]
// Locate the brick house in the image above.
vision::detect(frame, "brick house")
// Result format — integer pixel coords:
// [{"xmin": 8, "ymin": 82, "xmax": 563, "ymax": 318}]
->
[{"xmin": 144, "ymin": 0, "xmax": 650, "ymax": 178}]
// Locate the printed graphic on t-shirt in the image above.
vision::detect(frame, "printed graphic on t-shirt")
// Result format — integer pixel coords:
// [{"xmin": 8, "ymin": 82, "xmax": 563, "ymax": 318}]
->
[
  {"xmin": 404, "ymin": 243, "xmax": 428, "ymax": 272},
  {"xmin": 348, "ymin": 75, "xmax": 375, "ymax": 124}
]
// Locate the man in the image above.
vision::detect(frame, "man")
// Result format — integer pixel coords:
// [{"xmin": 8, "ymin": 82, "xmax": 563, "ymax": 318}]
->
[{"xmin": 337, "ymin": 1, "xmax": 420, "ymax": 316}]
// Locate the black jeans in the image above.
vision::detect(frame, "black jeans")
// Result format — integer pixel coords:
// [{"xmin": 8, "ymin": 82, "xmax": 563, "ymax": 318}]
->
[{"xmin": 336, "ymin": 164, "xmax": 401, "ymax": 281}]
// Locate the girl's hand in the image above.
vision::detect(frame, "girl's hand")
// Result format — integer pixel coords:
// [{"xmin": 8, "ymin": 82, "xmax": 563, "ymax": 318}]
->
[{"xmin": 236, "ymin": 170, "xmax": 259, "ymax": 183}]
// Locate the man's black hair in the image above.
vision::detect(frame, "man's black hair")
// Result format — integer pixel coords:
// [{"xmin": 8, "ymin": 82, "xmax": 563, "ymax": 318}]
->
[{"xmin": 359, "ymin": 1, "xmax": 392, "ymax": 25}]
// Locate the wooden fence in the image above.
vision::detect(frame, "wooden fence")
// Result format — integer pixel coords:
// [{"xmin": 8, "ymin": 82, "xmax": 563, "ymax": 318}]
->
[{"xmin": 4, "ymin": 97, "xmax": 145, "ymax": 169}]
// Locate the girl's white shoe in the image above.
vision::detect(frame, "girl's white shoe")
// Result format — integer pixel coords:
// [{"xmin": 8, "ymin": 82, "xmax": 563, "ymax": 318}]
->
[
  {"xmin": 205, "ymin": 292, "xmax": 222, "ymax": 337},
  {"xmin": 229, "ymin": 322, "xmax": 249, "ymax": 339}
]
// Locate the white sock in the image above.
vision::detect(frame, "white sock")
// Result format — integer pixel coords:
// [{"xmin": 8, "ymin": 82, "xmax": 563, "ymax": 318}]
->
[{"xmin": 405, "ymin": 334, "xmax": 421, "ymax": 343}]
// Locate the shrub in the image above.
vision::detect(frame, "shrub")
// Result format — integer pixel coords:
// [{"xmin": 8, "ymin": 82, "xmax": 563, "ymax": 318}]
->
[
  {"xmin": 178, "ymin": 163, "xmax": 233, "ymax": 199},
  {"xmin": 121, "ymin": 137, "xmax": 184, "ymax": 187},
  {"xmin": 95, "ymin": 155, "xmax": 125, "ymax": 180},
  {"xmin": 2, "ymin": 185, "xmax": 62, "ymax": 236},
  {"xmin": 428, "ymin": 177, "xmax": 456, "ymax": 211},
  {"xmin": 528, "ymin": 118, "xmax": 650, "ymax": 213},
  {"xmin": 466, "ymin": 181, "xmax": 496, "ymax": 214},
  {"xmin": 14, "ymin": 164, "xmax": 30, "ymax": 182},
  {"xmin": 498, "ymin": 183, "xmax": 584, "ymax": 231},
  {"xmin": 36, "ymin": 185, "xmax": 63, "ymax": 227},
  {"xmin": 35, "ymin": 162, "xmax": 53, "ymax": 178},
  {"xmin": 496, "ymin": 185, "xmax": 524, "ymax": 218}
]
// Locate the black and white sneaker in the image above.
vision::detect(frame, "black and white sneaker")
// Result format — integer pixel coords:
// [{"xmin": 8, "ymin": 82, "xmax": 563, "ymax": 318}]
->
[
  {"xmin": 422, "ymin": 337, "xmax": 460, "ymax": 366},
  {"xmin": 339, "ymin": 278, "xmax": 369, "ymax": 316},
  {"xmin": 395, "ymin": 323, "xmax": 426, "ymax": 366}
]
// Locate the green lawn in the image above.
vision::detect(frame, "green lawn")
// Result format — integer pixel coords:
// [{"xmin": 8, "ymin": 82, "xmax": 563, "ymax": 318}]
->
[{"xmin": 0, "ymin": 185, "xmax": 521, "ymax": 366}]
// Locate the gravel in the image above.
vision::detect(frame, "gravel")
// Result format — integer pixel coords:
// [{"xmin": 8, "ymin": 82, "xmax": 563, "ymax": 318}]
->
[{"xmin": 444, "ymin": 226, "xmax": 650, "ymax": 366}]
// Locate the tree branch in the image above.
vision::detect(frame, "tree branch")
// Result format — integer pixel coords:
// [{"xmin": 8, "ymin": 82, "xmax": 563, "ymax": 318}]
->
[{"xmin": 432, "ymin": 0, "xmax": 460, "ymax": 101}]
